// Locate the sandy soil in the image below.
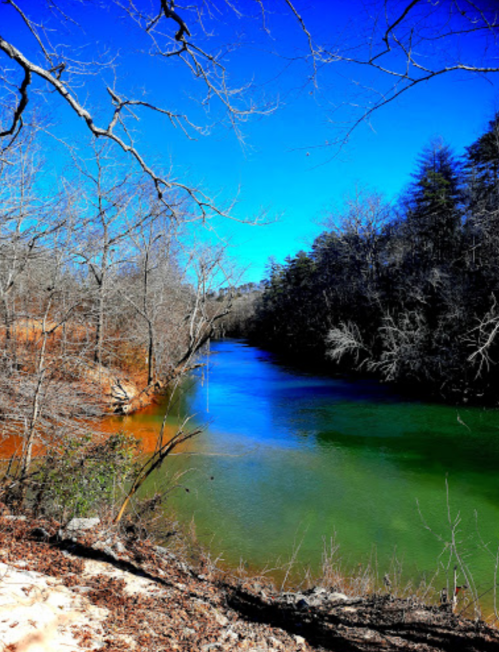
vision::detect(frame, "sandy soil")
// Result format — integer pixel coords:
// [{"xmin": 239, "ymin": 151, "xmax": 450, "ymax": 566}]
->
[{"xmin": 1, "ymin": 514, "xmax": 499, "ymax": 652}]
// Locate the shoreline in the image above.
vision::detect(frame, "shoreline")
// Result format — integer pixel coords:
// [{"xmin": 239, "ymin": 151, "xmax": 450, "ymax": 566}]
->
[
  {"xmin": 224, "ymin": 336, "xmax": 499, "ymax": 408},
  {"xmin": 1, "ymin": 511, "xmax": 498, "ymax": 652}
]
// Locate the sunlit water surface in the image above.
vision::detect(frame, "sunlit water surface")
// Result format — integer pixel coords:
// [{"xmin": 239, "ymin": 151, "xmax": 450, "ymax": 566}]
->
[{"xmin": 112, "ymin": 340, "xmax": 499, "ymax": 609}]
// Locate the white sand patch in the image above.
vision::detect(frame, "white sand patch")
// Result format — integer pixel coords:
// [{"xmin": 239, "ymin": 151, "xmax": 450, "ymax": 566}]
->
[
  {"xmin": 83, "ymin": 558, "xmax": 168, "ymax": 597},
  {"xmin": 0, "ymin": 561, "xmax": 107, "ymax": 651}
]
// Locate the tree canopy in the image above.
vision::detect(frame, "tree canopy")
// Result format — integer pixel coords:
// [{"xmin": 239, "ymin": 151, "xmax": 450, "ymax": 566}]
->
[{"xmin": 245, "ymin": 117, "xmax": 499, "ymax": 403}]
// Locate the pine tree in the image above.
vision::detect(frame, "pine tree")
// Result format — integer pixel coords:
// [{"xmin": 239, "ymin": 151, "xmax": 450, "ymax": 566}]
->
[
  {"xmin": 404, "ymin": 140, "xmax": 462, "ymax": 267},
  {"xmin": 463, "ymin": 115, "xmax": 499, "ymax": 272},
  {"xmin": 465, "ymin": 114, "xmax": 499, "ymax": 212}
]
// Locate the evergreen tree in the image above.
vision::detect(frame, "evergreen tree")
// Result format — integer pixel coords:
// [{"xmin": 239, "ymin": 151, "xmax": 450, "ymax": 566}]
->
[
  {"xmin": 247, "ymin": 123, "xmax": 499, "ymax": 403},
  {"xmin": 404, "ymin": 140, "xmax": 463, "ymax": 267},
  {"xmin": 465, "ymin": 114, "xmax": 499, "ymax": 212},
  {"xmin": 463, "ymin": 114, "xmax": 499, "ymax": 274}
]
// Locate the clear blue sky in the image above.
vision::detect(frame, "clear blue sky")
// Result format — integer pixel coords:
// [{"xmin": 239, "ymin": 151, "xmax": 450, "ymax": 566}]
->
[{"xmin": 4, "ymin": 1, "xmax": 498, "ymax": 283}]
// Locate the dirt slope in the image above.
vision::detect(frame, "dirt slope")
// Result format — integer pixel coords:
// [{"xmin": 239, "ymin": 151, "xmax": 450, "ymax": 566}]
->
[{"xmin": 1, "ymin": 515, "xmax": 498, "ymax": 652}]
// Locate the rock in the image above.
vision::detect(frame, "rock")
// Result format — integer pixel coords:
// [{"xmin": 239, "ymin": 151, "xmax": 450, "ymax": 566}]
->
[
  {"xmin": 311, "ymin": 586, "xmax": 327, "ymax": 595},
  {"xmin": 103, "ymin": 546, "xmax": 117, "ymax": 560},
  {"xmin": 0, "ymin": 561, "xmax": 108, "ymax": 651},
  {"xmin": 111, "ymin": 378, "xmax": 135, "ymax": 402},
  {"xmin": 12, "ymin": 560, "xmax": 28, "ymax": 568},
  {"xmin": 10, "ymin": 568, "xmax": 41, "ymax": 581},
  {"xmin": 92, "ymin": 540, "xmax": 106, "ymax": 551},
  {"xmin": 328, "ymin": 591, "xmax": 350, "ymax": 603},
  {"xmin": 212, "ymin": 610, "xmax": 229, "ymax": 627},
  {"xmin": 115, "ymin": 541, "xmax": 126, "ymax": 554},
  {"xmin": 178, "ymin": 561, "xmax": 191, "ymax": 574},
  {"xmin": 65, "ymin": 517, "xmax": 100, "ymax": 533},
  {"xmin": 280, "ymin": 592, "xmax": 299, "ymax": 605},
  {"xmin": 154, "ymin": 545, "xmax": 169, "ymax": 556},
  {"xmin": 30, "ymin": 526, "xmax": 50, "ymax": 541}
]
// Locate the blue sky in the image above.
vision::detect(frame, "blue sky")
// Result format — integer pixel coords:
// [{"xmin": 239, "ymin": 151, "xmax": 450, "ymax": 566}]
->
[{"xmin": 3, "ymin": 1, "xmax": 498, "ymax": 283}]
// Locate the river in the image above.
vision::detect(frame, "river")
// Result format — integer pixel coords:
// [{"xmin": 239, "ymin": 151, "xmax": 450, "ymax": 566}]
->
[{"xmin": 111, "ymin": 339, "xmax": 499, "ymax": 609}]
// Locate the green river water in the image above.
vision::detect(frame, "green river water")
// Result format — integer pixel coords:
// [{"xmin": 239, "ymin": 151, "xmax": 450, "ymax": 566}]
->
[{"xmin": 112, "ymin": 339, "xmax": 499, "ymax": 610}]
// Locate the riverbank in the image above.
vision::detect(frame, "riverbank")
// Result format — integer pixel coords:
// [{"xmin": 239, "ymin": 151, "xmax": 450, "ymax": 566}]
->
[
  {"xmin": 240, "ymin": 336, "xmax": 498, "ymax": 408},
  {"xmin": 2, "ymin": 511, "xmax": 499, "ymax": 652},
  {"xmin": 0, "ymin": 363, "xmax": 164, "ymax": 461},
  {"xmin": 4, "ymin": 338, "xmax": 499, "ymax": 649},
  {"xmin": 69, "ymin": 360, "xmax": 164, "ymax": 416}
]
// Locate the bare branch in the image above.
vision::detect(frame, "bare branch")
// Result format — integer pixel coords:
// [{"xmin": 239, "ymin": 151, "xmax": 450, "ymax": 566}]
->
[
  {"xmin": 159, "ymin": 0, "xmax": 191, "ymax": 41},
  {"xmin": 383, "ymin": 0, "xmax": 423, "ymax": 48},
  {"xmin": 0, "ymin": 67, "xmax": 30, "ymax": 140}
]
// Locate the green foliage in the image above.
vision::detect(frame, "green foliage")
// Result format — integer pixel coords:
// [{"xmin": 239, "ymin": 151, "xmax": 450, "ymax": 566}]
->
[{"xmin": 33, "ymin": 432, "xmax": 140, "ymax": 521}]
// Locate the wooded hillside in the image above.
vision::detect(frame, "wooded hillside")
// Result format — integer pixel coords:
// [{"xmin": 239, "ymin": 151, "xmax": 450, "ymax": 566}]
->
[{"xmin": 248, "ymin": 119, "xmax": 499, "ymax": 403}]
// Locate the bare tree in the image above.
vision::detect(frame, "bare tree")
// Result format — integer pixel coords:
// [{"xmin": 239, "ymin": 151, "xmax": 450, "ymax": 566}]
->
[
  {"xmin": 119, "ymin": 192, "xmax": 180, "ymax": 385},
  {"xmin": 2, "ymin": 1, "xmax": 498, "ymax": 172},
  {"xmin": 320, "ymin": 1, "xmax": 499, "ymax": 146},
  {"xmin": 466, "ymin": 294, "xmax": 499, "ymax": 379},
  {"xmin": 0, "ymin": 0, "xmax": 291, "ymax": 213},
  {"xmin": 0, "ymin": 210, "xmax": 99, "ymax": 505},
  {"xmin": 371, "ymin": 309, "xmax": 430, "ymax": 382},
  {"xmin": 326, "ymin": 320, "xmax": 368, "ymax": 366},
  {"xmin": 324, "ymin": 187, "xmax": 391, "ymax": 286},
  {"xmin": 0, "ymin": 135, "xmax": 51, "ymax": 352},
  {"xmin": 71, "ymin": 145, "xmax": 158, "ymax": 367}
]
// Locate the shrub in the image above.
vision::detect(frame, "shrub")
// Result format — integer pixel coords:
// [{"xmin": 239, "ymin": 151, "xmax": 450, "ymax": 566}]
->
[{"xmin": 32, "ymin": 432, "xmax": 140, "ymax": 521}]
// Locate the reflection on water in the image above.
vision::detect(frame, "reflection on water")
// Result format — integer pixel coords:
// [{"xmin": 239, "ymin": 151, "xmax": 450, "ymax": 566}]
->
[{"xmin": 115, "ymin": 339, "xmax": 499, "ymax": 609}]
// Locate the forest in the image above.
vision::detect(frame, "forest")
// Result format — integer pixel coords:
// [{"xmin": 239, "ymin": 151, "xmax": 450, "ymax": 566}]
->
[
  {"xmin": 228, "ymin": 117, "xmax": 499, "ymax": 404},
  {"xmin": 3, "ymin": 2, "xmax": 499, "ymax": 649},
  {"xmin": 0, "ymin": 0, "xmax": 498, "ymax": 519},
  {"xmin": 0, "ymin": 135, "xmax": 230, "ymax": 510}
]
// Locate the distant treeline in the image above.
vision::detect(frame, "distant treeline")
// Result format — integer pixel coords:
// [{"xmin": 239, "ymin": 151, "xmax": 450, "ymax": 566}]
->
[{"xmin": 224, "ymin": 115, "xmax": 499, "ymax": 403}]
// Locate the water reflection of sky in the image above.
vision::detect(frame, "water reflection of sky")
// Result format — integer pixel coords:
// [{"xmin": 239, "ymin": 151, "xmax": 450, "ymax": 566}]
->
[
  {"xmin": 158, "ymin": 339, "xmax": 499, "ymax": 612},
  {"xmin": 185, "ymin": 340, "xmax": 499, "ymax": 518},
  {"xmin": 190, "ymin": 341, "xmax": 499, "ymax": 461},
  {"xmin": 191, "ymin": 341, "xmax": 402, "ymax": 451}
]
